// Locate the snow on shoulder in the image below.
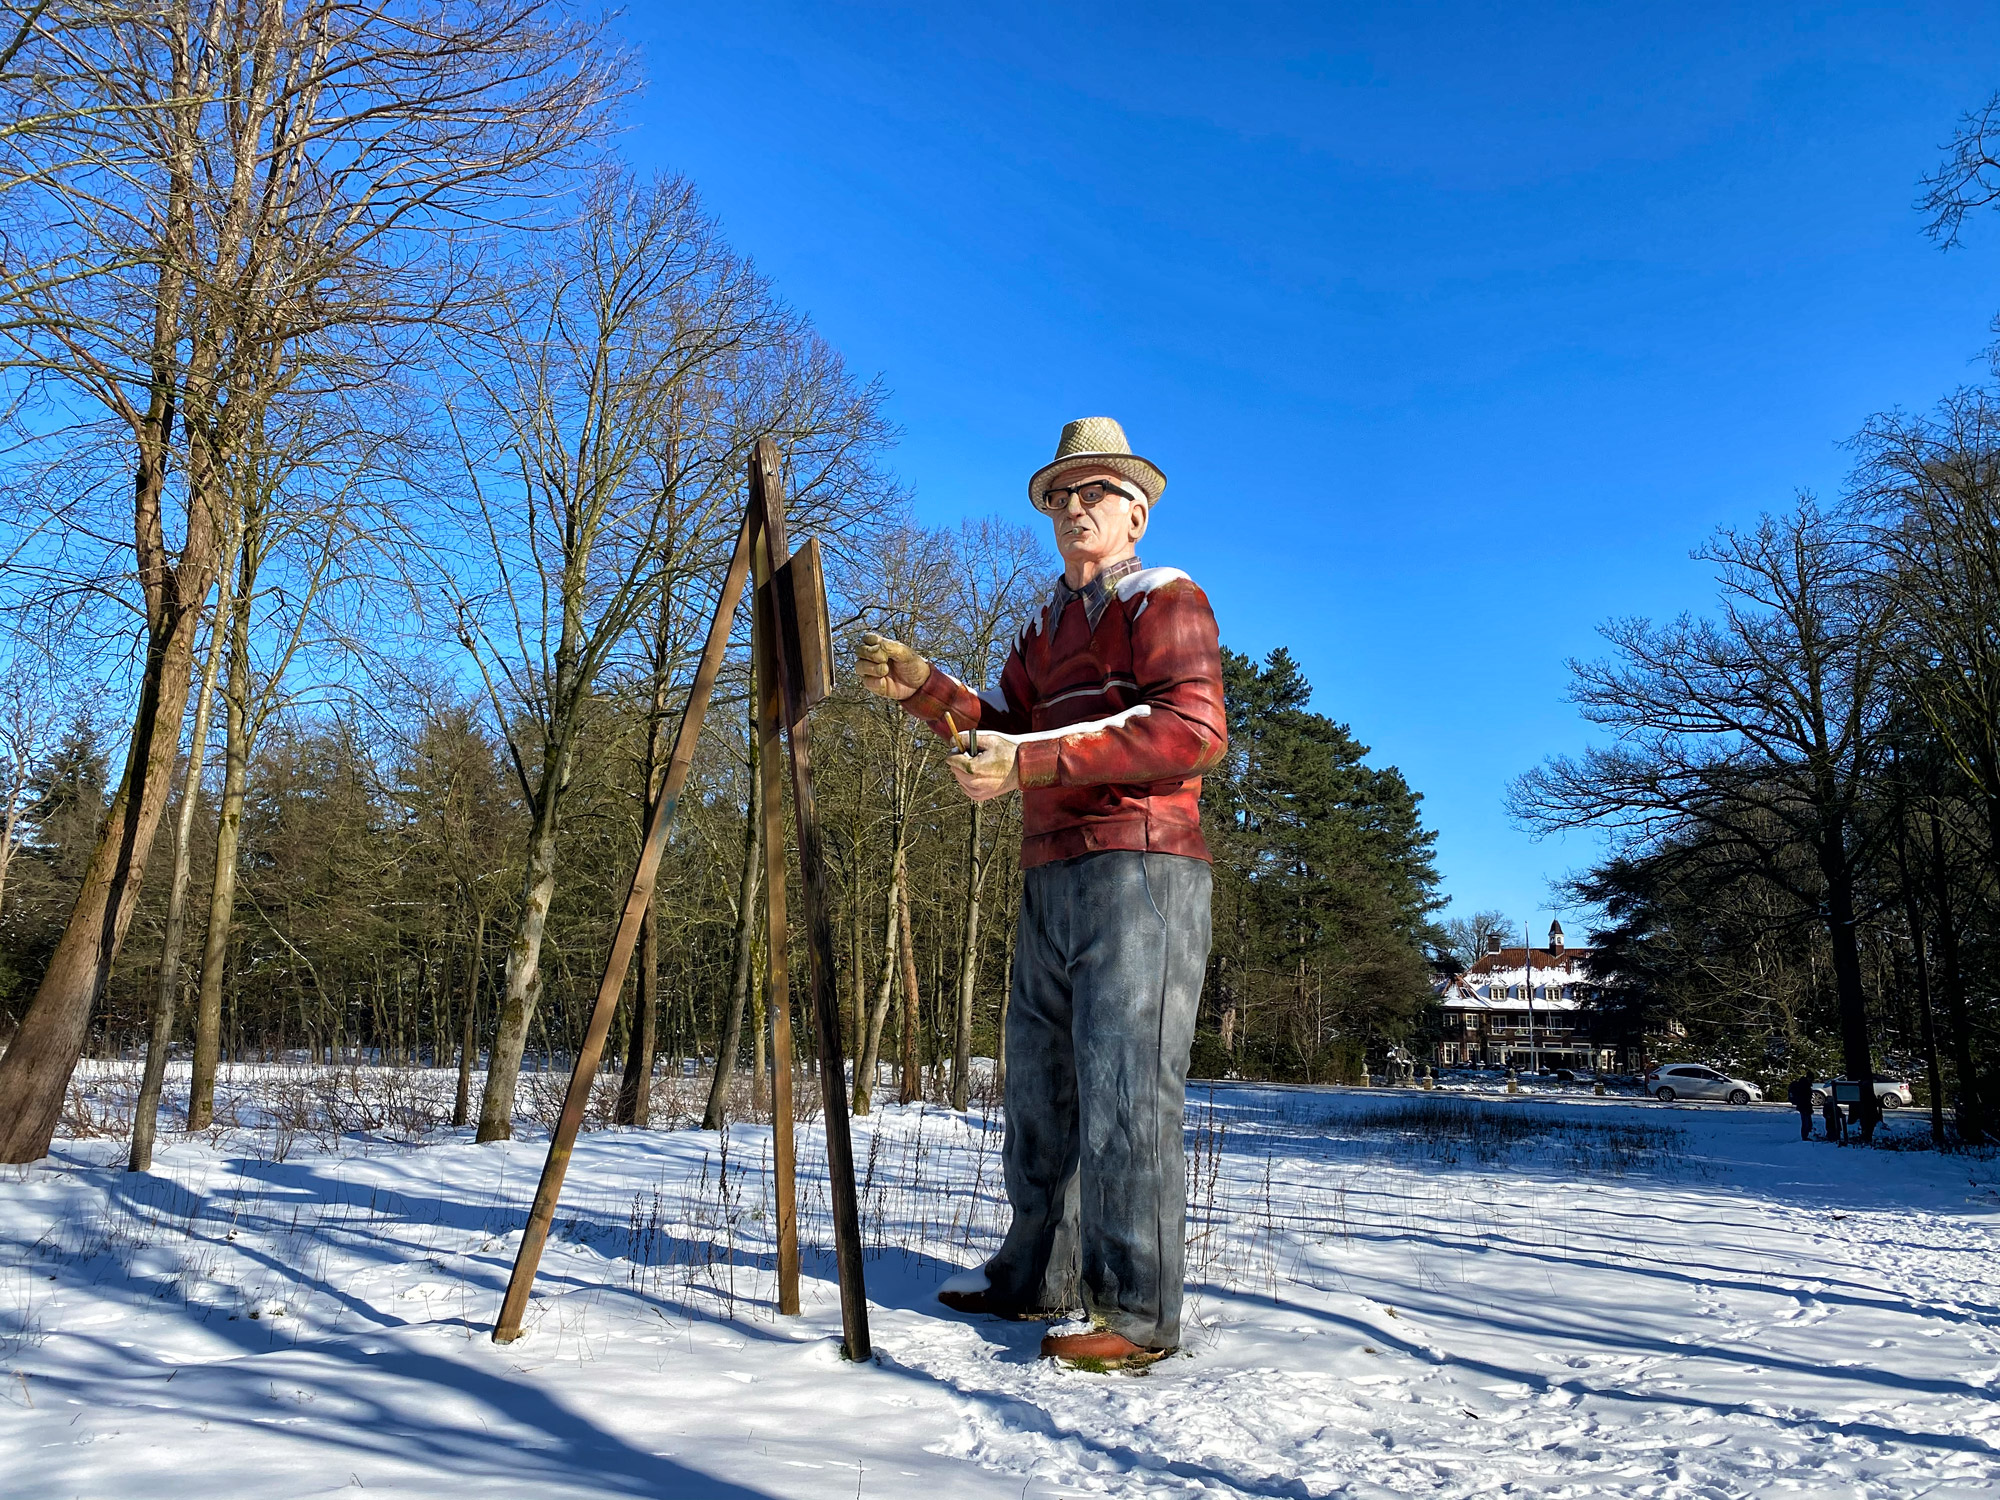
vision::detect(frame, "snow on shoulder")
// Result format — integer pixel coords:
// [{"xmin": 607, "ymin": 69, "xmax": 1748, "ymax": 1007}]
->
[{"xmin": 1114, "ymin": 565, "xmax": 1192, "ymax": 600}]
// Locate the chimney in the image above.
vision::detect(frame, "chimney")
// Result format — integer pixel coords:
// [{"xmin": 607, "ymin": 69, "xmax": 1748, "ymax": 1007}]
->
[
  {"xmin": 1485, "ymin": 932, "xmax": 1503, "ymax": 956},
  {"xmin": 1548, "ymin": 919, "xmax": 1565, "ymax": 953}
]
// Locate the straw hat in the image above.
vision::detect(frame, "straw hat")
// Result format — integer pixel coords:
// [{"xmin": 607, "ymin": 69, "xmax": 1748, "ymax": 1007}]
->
[{"xmin": 1026, "ymin": 416, "xmax": 1167, "ymax": 508}]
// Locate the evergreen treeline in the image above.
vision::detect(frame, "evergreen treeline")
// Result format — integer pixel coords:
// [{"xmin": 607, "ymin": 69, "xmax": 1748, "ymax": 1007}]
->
[
  {"xmin": 0, "ymin": 608, "xmax": 1443, "ymax": 1112},
  {"xmin": 1203, "ymin": 649, "xmax": 1441, "ymax": 1082}
]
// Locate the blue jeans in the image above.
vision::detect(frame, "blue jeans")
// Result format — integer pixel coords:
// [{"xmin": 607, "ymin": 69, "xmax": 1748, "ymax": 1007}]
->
[{"xmin": 986, "ymin": 851, "xmax": 1212, "ymax": 1349}]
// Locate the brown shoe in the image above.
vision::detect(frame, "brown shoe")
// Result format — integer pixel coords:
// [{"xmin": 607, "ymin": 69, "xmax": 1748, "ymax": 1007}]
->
[
  {"xmin": 1039, "ymin": 1329, "xmax": 1173, "ymax": 1369},
  {"xmin": 937, "ymin": 1286, "xmax": 1071, "ymax": 1321}
]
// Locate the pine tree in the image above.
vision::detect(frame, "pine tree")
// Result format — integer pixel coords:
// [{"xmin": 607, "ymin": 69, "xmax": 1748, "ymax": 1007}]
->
[{"xmin": 1202, "ymin": 648, "xmax": 1441, "ymax": 1081}]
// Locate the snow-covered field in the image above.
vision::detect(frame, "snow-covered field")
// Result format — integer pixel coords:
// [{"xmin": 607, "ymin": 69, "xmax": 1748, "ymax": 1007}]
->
[{"xmin": 4, "ymin": 1070, "xmax": 1998, "ymax": 1498}]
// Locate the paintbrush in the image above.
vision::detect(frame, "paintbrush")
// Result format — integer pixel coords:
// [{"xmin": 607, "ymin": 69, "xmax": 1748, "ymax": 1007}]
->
[{"xmin": 942, "ymin": 710, "xmax": 977, "ymax": 756}]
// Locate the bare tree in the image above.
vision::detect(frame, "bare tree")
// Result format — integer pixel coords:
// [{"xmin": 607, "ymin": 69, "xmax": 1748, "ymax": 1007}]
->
[
  {"xmin": 1440, "ymin": 908, "xmax": 1515, "ymax": 970},
  {"xmin": 694, "ymin": 696, "xmax": 761, "ymax": 1130},
  {"xmin": 895, "ymin": 867, "xmax": 923, "ymax": 1104},
  {"xmin": 0, "ymin": 0, "xmax": 617, "ymax": 1161},
  {"xmin": 611, "ymin": 602, "xmax": 692, "ymax": 1129},
  {"xmin": 1920, "ymin": 92, "xmax": 2000, "ymax": 248},
  {"xmin": 185, "ymin": 414, "xmax": 393, "ymax": 1129},
  {"xmin": 937, "ymin": 518, "xmax": 1046, "ymax": 1109},
  {"xmin": 450, "ymin": 172, "xmax": 782, "ymax": 1141},
  {"xmin": 848, "ymin": 529, "xmax": 953, "ymax": 1114},
  {"xmin": 128, "ymin": 518, "xmax": 234, "ymax": 1171},
  {"xmin": 1856, "ymin": 394, "xmax": 2000, "ymax": 886},
  {"xmin": 1511, "ymin": 501, "xmax": 1896, "ymax": 1131},
  {"xmin": 1853, "ymin": 393, "xmax": 2000, "ymax": 1139},
  {"xmin": 0, "ymin": 652, "xmax": 73, "ymax": 923}
]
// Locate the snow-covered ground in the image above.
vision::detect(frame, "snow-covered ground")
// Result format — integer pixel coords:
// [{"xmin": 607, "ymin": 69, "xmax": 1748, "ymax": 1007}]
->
[{"xmin": 4, "ymin": 1071, "xmax": 1998, "ymax": 1498}]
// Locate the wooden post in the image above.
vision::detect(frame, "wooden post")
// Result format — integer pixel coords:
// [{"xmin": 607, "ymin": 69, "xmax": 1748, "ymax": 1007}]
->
[
  {"xmin": 752, "ymin": 506, "xmax": 802, "ymax": 1316},
  {"xmin": 492, "ymin": 513, "xmax": 754, "ymax": 1344},
  {"xmin": 749, "ymin": 439, "xmax": 872, "ymax": 1361}
]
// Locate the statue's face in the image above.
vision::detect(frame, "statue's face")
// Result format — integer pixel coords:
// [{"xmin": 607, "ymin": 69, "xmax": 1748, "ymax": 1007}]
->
[{"xmin": 1039, "ymin": 464, "xmax": 1148, "ymax": 570}]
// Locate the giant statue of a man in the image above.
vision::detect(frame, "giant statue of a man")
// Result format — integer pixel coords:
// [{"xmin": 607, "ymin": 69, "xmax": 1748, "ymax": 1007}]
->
[{"xmin": 856, "ymin": 416, "xmax": 1226, "ymax": 1369}]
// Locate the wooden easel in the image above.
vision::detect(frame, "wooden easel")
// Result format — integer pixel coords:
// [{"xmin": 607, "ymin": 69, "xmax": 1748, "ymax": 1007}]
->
[{"xmin": 493, "ymin": 437, "xmax": 872, "ymax": 1361}]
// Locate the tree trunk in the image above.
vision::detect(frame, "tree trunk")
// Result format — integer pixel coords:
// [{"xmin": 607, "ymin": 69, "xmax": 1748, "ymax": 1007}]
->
[
  {"xmin": 1928, "ymin": 808, "xmax": 1984, "ymax": 1143},
  {"xmin": 0, "ymin": 566, "xmax": 215, "ymax": 1160},
  {"xmin": 853, "ymin": 855, "xmax": 901, "ymax": 1116},
  {"xmin": 1890, "ymin": 805, "xmax": 1949, "ymax": 1150},
  {"xmin": 703, "ymin": 724, "xmax": 763, "ymax": 1131},
  {"xmin": 952, "ymin": 801, "xmax": 982, "ymax": 1111},
  {"xmin": 1821, "ymin": 853, "xmax": 1879, "ymax": 1139},
  {"xmin": 615, "ymin": 601, "xmax": 683, "ymax": 1130},
  {"xmin": 453, "ymin": 911, "xmax": 484, "ymax": 1129},
  {"xmin": 1908, "ymin": 898, "xmax": 1948, "ymax": 1150},
  {"xmin": 848, "ymin": 845, "xmax": 866, "ymax": 1062},
  {"xmin": 1986, "ymin": 785, "xmax": 2000, "ymax": 939},
  {"xmin": 129, "ymin": 561, "xmax": 232, "ymax": 1172},
  {"xmin": 0, "ymin": 0, "xmax": 252, "ymax": 1163},
  {"xmin": 750, "ymin": 960, "xmax": 768, "ymax": 1120},
  {"xmin": 896, "ymin": 861, "xmax": 922, "ymax": 1106},
  {"xmin": 475, "ymin": 738, "xmax": 572, "ymax": 1142},
  {"xmin": 186, "ymin": 581, "xmax": 257, "ymax": 1132},
  {"xmin": 616, "ymin": 904, "xmax": 660, "ymax": 1127},
  {"xmin": 0, "ymin": 801, "xmax": 20, "ymax": 926}
]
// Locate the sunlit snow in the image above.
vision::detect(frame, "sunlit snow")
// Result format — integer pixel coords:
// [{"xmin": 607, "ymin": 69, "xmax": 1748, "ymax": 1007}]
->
[{"xmin": 3, "ymin": 1069, "xmax": 1996, "ymax": 1498}]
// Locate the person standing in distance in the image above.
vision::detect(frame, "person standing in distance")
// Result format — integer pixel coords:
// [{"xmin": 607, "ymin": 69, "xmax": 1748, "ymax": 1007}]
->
[
  {"xmin": 856, "ymin": 417, "xmax": 1227, "ymax": 1370},
  {"xmin": 1786, "ymin": 1069, "xmax": 1816, "ymax": 1142}
]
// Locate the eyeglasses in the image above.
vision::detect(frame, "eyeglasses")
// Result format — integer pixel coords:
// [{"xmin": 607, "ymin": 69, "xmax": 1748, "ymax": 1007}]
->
[{"xmin": 1034, "ymin": 478, "xmax": 1139, "ymax": 514}]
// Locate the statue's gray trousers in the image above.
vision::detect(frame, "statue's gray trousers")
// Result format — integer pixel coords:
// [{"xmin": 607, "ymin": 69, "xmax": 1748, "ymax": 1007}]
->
[{"xmin": 985, "ymin": 850, "xmax": 1211, "ymax": 1350}]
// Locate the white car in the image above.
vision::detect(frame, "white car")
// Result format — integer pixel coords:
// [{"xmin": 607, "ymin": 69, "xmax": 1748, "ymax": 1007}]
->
[
  {"xmin": 1646, "ymin": 1064, "xmax": 1763, "ymax": 1105},
  {"xmin": 1810, "ymin": 1078, "xmax": 1912, "ymax": 1110}
]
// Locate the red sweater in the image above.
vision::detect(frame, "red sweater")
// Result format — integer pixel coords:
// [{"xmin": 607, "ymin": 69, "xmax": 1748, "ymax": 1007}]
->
[{"xmin": 902, "ymin": 564, "xmax": 1228, "ymax": 868}]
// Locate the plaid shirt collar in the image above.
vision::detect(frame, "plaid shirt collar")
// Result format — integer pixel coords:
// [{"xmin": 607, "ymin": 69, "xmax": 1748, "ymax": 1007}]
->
[{"xmin": 1051, "ymin": 556, "xmax": 1144, "ymax": 633}]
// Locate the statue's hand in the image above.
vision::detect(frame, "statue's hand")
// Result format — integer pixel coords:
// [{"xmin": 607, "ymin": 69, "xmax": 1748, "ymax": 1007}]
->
[
  {"xmin": 856, "ymin": 631, "xmax": 927, "ymax": 701},
  {"xmin": 948, "ymin": 734, "xmax": 1019, "ymax": 803}
]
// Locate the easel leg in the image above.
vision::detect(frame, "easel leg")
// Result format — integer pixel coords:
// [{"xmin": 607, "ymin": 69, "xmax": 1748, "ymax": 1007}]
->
[
  {"xmin": 755, "ymin": 538, "xmax": 802, "ymax": 1315},
  {"xmin": 493, "ymin": 515, "xmax": 752, "ymax": 1344}
]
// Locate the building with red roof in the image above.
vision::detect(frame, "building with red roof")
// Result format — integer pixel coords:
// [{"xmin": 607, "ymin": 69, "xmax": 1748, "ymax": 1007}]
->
[{"xmin": 1433, "ymin": 920, "xmax": 1625, "ymax": 1073}]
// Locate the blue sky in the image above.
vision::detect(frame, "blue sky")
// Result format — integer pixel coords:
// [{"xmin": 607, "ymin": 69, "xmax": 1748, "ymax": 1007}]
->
[{"xmin": 616, "ymin": 2, "xmax": 2000, "ymax": 937}]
